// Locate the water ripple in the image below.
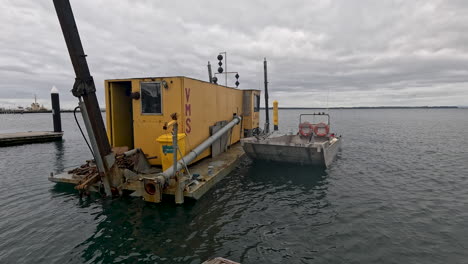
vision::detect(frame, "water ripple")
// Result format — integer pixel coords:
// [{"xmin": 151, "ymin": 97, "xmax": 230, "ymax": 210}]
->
[{"xmin": 1, "ymin": 110, "xmax": 468, "ymax": 263}]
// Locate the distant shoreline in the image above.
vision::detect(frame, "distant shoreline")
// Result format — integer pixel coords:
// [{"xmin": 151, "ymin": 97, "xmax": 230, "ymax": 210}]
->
[
  {"xmin": 0, "ymin": 109, "xmax": 106, "ymax": 114},
  {"xmin": 262, "ymin": 106, "xmax": 460, "ymax": 110},
  {"xmin": 0, "ymin": 106, "xmax": 461, "ymax": 114}
]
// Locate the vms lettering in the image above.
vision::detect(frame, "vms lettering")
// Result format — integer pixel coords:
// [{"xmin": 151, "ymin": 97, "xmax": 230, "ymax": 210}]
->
[{"xmin": 185, "ymin": 88, "xmax": 191, "ymax": 133}]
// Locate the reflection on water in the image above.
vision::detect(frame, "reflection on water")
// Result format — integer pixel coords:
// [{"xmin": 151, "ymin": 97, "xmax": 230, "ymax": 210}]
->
[
  {"xmin": 46, "ymin": 158, "xmax": 332, "ymax": 263},
  {"xmin": 245, "ymin": 161, "xmax": 328, "ymax": 189},
  {"xmin": 53, "ymin": 141, "xmax": 65, "ymax": 173}
]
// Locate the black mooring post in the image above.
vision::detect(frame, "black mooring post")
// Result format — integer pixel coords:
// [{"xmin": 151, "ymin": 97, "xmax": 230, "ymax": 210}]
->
[
  {"xmin": 263, "ymin": 58, "xmax": 270, "ymax": 133},
  {"xmin": 208, "ymin": 61, "xmax": 213, "ymax": 83},
  {"xmin": 51, "ymin": 86, "xmax": 62, "ymax": 132},
  {"xmin": 53, "ymin": 0, "xmax": 111, "ymax": 157}
]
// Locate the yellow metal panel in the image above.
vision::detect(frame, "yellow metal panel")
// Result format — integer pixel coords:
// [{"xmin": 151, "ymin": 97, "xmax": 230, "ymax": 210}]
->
[
  {"xmin": 105, "ymin": 76, "xmax": 259, "ymax": 167},
  {"xmin": 104, "ymin": 80, "xmax": 112, "ymax": 143},
  {"xmin": 109, "ymin": 81, "xmax": 133, "ymax": 148},
  {"xmin": 241, "ymin": 90, "xmax": 260, "ymax": 131},
  {"xmin": 182, "ymin": 78, "xmax": 243, "ymax": 163},
  {"xmin": 132, "ymin": 77, "xmax": 183, "ymax": 165},
  {"xmin": 273, "ymin": 100, "xmax": 279, "ymax": 127},
  {"xmin": 156, "ymin": 133, "xmax": 186, "ymax": 142},
  {"xmin": 252, "ymin": 90, "xmax": 260, "ymax": 129},
  {"xmin": 156, "ymin": 133, "xmax": 187, "ymax": 171}
]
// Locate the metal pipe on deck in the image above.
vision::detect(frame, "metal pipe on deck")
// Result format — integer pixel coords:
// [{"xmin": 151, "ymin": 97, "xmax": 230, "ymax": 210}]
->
[
  {"xmin": 172, "ymin": 122, "xmax": 178, "ymax": 179},
  {"xmin": 207, "ymin": 61, "xmax": 213, "ymax": 83},
  {"xmin": 172, "ymin": 122, "xmax": 183, "ymax": 204},
  {"xmin": 160, "ymin": 115, "xmax": 242, "ymax": 181},
  {"xmin": 171, "ymin": 115, "xmax": 241, "ymax": 204},
  {"xmin": 263, "ymin": 58, "xmax": 270, "ymax": 133}
]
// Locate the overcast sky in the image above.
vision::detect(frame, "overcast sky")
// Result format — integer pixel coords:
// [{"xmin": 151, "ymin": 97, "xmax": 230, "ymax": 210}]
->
[{"xmin": 1, "ymin": 0, "xmax": 467, "ymax": 108}]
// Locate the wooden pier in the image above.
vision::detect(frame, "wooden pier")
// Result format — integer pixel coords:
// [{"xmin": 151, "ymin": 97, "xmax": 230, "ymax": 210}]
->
[{"xmin": 0, "ymin": 131, "xmax": 63, "ymax": 147}]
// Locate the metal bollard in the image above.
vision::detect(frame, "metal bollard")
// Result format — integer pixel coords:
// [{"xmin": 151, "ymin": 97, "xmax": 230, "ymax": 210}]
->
[{"xmin": 51, "ymin": 86, "xmax": 62, "ymax": 132}]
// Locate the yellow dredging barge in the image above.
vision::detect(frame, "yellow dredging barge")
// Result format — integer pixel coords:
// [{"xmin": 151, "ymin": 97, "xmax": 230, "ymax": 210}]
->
[
  {"xmin": 49, "ymin": 0, "xmax": 265, "ymax": 204},
  {"xmin": 49, "ymin": 76, "xmax": 261, "ymax": 204}
]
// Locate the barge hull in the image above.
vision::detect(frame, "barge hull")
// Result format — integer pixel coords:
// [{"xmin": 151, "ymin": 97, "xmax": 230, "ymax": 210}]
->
[
  {"xmin": 242, "ymin": 137, "xmax": 341, "ymax": 168},
  {"xmin": 49, "ymin": 143, "xmax": 245, "ymax": 201}
]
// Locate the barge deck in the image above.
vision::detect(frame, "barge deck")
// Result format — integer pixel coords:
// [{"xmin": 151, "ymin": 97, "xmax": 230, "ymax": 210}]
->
[{"xmin": 49, "ymin": 143, "xmax": 245, "ymax": 201}]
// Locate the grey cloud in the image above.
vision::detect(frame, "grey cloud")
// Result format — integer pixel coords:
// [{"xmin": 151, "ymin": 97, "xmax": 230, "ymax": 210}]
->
[{"xmin": 1, "ymin": 0, "xmax": 467, "ymax": 109}]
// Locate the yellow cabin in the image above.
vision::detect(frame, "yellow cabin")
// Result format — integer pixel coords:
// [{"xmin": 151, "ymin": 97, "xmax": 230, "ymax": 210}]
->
[{"xmin": 105, "ymin": 76, "xmax": 260, "ymax": 166}]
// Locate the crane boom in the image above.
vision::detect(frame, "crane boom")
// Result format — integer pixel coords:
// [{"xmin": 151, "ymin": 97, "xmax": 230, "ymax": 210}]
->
[
  {"xmin": 53, "ymin": 0, "xmax": 110, "ymax": 155},
  {"xmin": 53, "ymin": 0, "xmax": 113, "ymax": 195}
]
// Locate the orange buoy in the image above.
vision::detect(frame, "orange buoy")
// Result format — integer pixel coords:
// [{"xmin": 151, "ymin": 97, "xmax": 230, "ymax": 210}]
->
[
  {"xmin": 314, "ymin": 122, "xmax": 330, "ymax": 137},
  {"xmin": 299, "ymin": 122, "xmax": 314, "ymax": 137}
]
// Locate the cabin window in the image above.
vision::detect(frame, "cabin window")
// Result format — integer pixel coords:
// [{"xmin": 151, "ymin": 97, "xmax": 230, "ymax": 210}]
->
[
  {"xmin": 254, "ymin": 94, "xmax": 260, "ymax": 112},
  {"xmin": 141, "ymin": 82, "xmax": 162, "ymax": 114}
]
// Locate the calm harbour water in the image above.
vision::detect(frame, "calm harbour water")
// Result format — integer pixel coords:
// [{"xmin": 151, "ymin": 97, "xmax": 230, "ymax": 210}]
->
[{"xmin": 1, "ymin": 109, "xmax": 468, "ymax": 263}]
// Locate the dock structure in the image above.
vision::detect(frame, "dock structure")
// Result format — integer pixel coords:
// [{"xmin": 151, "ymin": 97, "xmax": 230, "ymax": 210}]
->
[
  {"xmin": 0, "ymin": 131, "xmax": 63, "ymax": 147},
  {"xmin": 0, "ymin": 87, "xmax": 63, "ymax": 147},
  {"xmin": 149, "ymin": 143, "xmax": 245, "ymax": 200},
  {"xmin": 49, "ymin": 143, "xmax": 245, "ymax": 202}
]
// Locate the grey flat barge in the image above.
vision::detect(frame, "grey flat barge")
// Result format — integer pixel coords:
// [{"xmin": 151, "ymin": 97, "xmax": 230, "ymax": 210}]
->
[
  {"xmin": 241, "ymin": 113, "xmax": 341, "ymax": 168},
  {"xmin": 242, "ymin": 133, "xmax": 341, "ymax": 167}
]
